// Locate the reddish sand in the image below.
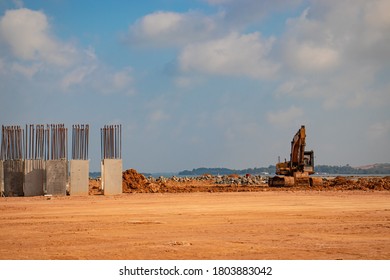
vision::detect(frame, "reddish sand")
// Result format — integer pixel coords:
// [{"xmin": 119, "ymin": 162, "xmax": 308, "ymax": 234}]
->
[{"xmin": 1, "ymin": 191, "xmax": 389, "ymax": 260}]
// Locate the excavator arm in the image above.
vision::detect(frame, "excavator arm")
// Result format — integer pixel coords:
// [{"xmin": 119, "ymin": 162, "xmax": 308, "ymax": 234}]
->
[
  {"xmin": 290, "ymin": 125, "xmax": 306, "ymax": 170},
  {"xmin": 276, "ymin": 125, "xmax": 307, "ymax": 175}
]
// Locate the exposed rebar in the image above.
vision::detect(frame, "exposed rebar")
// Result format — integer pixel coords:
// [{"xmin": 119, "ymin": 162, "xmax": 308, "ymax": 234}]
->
[
  {"xmin": 101, "ymin": 124, "xmax": 122, "ymax": 160},
  {"xmin": 0, "ymin": 125, "xmax": 25, "ymax": 160},
  {"xmin": 71, "ymin": 124, "xmax": 89, "ymax": 160}
]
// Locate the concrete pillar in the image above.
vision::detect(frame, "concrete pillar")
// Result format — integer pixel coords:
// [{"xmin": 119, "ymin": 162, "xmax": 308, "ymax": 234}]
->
[
  {"xmin": 46, "ymin": 159, "xmax": 68, "ymax": 196},
  {"xmin": 3, "ymin": 160, "xmax": 24, "ymax": 196},
  {"xmin": 70, "ymin": 160, "xmax": 89, "ymax": 195},
  {"xmin": 101, "ymin": 159, "xmax": 122, "ymax": 195},
  {"xmin": 24, "ymin": 159, "xmax": 45, "ymax": 196}
]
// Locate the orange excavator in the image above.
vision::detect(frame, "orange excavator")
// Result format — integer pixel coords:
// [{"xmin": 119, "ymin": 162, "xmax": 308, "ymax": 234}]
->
[{"xmin": 268, "ymin": 125, "xmax": 323, "ymax": 187}]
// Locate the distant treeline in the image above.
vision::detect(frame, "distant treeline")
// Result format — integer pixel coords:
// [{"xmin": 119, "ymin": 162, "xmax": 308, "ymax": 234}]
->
[
  {"xmin": 179, "ymin": 166, "xmax": 276, "ymax": 176},
  {"xmin": 315, "ymin": 163, "xmax": 390, "ymax": 174},
  {"xmin": 179, "ymin": 163, "xmax": 390, "ymax": 176},
  {"xmin": 89, "ymin": 172, "xmax": 101, "ymax": 178}
]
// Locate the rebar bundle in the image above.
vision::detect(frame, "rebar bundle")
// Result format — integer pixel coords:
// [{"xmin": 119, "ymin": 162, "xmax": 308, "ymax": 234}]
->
[
  {"xmin": 72, "ymin": 124, "xmax": 89, "ymax": 160},
  {"xmin": 48, "ymin": 124, "xmax": 68, "ymax": 160},
  {"xmin": 1, "ymin": 125, "xmax": 24, "ymax": 160},
  {"xmin": 101, "ymin": 124, "xmax": 122, "ymax": 159},
  {"xmin": 1, "ymin": 124, "xmax": 68, "ymax": 161},
  {"xmin": 25, "ymin": 124, "xmax": 47, "ymax": 160}
]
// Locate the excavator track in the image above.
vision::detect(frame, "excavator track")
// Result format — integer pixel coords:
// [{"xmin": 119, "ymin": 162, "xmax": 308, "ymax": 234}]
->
[
  {"xmin": 268, "ymin": 176, "xmax": 294, "ymax": 187},
  {"xmin": 268, "ymin": 175, "xmax": 323, "ymax": 187}
]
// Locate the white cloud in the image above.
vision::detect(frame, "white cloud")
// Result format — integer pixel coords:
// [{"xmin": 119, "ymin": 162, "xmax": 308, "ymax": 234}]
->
[
  {"xmin": 61, "ymin": 65, "xmax": 97, "ymax": 90},
  {"xmin": 276, "ymin": 78, "xmax": 307, "ymax": 97},
  {"xmin": 286, "ymin": 41, "xmax": 339, "ymax": 72},
  {"xmin": 139, "ymin": 11, "xmax": 183, "ymax": 36},
  {"xmin": 111, "ymin": 68, "xmax": 135, "ymax": 96},
  {"xmin": 11, "ymin": 62, "xmax": 41, "ymax": 79},
  {"xmin": 0, "ymin": 8, "xmax": 75, "ymax": 66},
  {"xmin": 127, "ymin": 0, "xmax": 303, "ymax": 49},
  {"xmin": 274, "ymin": 0, "xmax": 390, "ymax": 110},
  {"xmin": 267, "ymin": 106, "xmax": 304, "ymax": 127},
  {"xmin": 128, "ymin": 11, "xmax": 220, "ymax": 47},
  {"xmin": 0, "ymin": 8, "xmax": 136, "ymax": 96},
  {"xmin": 206, "ymin": 0, "xmax": 302, "ymax": 27},
  {"xmin": 179, "ymin": 32, "xmax": 278, "ymax": 79},
  {"xmin": 364, "ymin": 0, "xmax": 390, "ymax": 30},
  {"xmin": 282, "ymin": 8, "xmax": 340, "ymax": 73},
  {"xmin": 60, "ymin": 65, "xmax": 136, "ymax": 95},
  {"xmin": 112, "ymin": 68, "xmax": 133, "ymax": 89}
]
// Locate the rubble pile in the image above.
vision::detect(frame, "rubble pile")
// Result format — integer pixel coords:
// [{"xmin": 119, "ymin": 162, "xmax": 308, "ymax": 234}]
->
[
  {"xmin": 167, "ymin": 175, "xmax": 212, "ymax": 183},
  {"xmin": 215, "ymin": 174, "xmax": 267, "ymax": 185},
  {"xmin": 149, "ymin": 174, "xmax": 268, "ymax": 185}
]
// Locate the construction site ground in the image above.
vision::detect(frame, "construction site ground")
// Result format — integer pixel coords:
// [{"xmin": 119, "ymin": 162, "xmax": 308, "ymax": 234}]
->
[{"xmin": 1, "ymin": 172, "xmax": 390, "ymax": 260}]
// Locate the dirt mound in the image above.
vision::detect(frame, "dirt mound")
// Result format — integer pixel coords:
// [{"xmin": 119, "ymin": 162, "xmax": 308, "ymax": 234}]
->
[
  {"xmin": 89, "ymin": 179, "xmax": 102, "ymax": 195},
  {"xmin": 122, "ymin": 169, "xmax": 149, "ymax": 193},
  {"xmin": 320, "ymin": 176, "xmax": 390, "ymax": 191}
]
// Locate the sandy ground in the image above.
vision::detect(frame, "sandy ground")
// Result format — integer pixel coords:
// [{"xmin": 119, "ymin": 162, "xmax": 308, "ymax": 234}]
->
[{"xmin": 1, "ymin": 191, "xmax": 389, "ymax": 260}]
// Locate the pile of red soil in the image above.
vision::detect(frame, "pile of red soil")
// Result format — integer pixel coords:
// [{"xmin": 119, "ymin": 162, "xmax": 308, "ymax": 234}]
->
[
  {"xmin": 122, "ymin": 169, "xmax": 150, "ymax": 193},
  {"xmin": 89, "ymin": 179, "xmax": 102, "ymax": 195},
  {"xmin": 319, "ymin": 176, "xmax": 390, "ymax": 191}
]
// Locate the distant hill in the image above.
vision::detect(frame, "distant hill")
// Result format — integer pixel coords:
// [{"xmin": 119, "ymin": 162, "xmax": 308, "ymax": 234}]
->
[
  {"xmin": 178, "ymin": 166, "xmax": 275, "ymax": 176},
  {"xmin": 316, "ymin": 163, "xmax": 390, "ymax": 174},
  {"xmin": 178, "ymin": 163, "xmax": 390, "ymax": 176},
  {"xmin": 89, "ymin": 172, "xmax": 101, "ymax": 178}
]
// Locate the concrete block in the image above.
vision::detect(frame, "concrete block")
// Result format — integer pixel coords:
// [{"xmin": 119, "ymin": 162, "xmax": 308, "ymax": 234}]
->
[
  {"xmin": 70, "ymin": 160, "xmax": 89, "ymax": 195},
  {"xmin": 46, "ymin": 160, "xmax": 68, "ymax": 196},
  {"xmin": 24, "ymin": 159, "xmax": 45, "ymax": 196},
  {"xmin": 3, "ymin": 160, "xmax": 24, "ymax": 197},
  {"xmin": 102, "ymin": 159, "xmax": 122, "ymax": 195}
]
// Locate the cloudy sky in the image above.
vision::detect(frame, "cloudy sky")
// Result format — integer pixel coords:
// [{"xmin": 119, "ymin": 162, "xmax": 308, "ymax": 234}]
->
[{"xmin": 1, "ymin": 0, "xmax": 389, "ymax": 172}]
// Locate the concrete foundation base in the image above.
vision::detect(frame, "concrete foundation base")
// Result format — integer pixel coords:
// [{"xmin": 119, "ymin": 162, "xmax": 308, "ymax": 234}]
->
[
  {"xmin": 70, "ymin": 160, "xmax": 89, "ymax": 195},
  {"xmin": 3, "ymin": 160, "xmax": 24, "ymax": 196},
  {"xmin": 24, "ymin": 160, "xmax": 45, "ymax": 196},
  {"xmin": 46, "ymin": 160, "xmax": 68, "ymax": 196},
  {"xmin": 101, "ymin": 159, "xmax": 122, "ymax": 195}
]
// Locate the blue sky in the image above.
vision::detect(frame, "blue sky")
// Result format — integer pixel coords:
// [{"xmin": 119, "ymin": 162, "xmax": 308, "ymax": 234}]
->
[{"xmin": 1, "ymin": 0, "xmax": 389, "ymax": 172}]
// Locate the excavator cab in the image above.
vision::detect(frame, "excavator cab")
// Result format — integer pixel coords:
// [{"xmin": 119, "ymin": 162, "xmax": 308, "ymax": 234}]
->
[{"xmin": 303, "ymin": 150, "xmax": 314, "ymax": 175}]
